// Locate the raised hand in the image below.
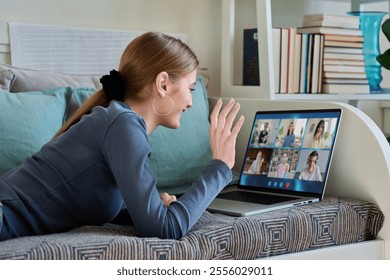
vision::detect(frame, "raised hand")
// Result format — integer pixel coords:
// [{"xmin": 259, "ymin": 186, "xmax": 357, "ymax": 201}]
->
[{"xmin": 209, "ymin": 98, "xmax": 244, "ymax": 169}]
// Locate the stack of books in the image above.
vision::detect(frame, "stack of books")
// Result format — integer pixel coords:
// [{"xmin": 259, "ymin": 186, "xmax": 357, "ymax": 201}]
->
[
  {"xmin": 245, "ymin": 14, "xmax": 370, "ymax": 95},
  {"xmin": 272, "ymin": 27, "xmax": 324, "ymax": 94},
  {"xmin": 297, "ymin": 14, "xmax": 370, "ymax": 94}
]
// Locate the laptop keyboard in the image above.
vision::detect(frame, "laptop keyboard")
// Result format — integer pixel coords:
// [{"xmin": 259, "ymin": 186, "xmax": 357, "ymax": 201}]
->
[{"xmin": 217, "ymin": 191, "xmax": 297, "ymax": 205}]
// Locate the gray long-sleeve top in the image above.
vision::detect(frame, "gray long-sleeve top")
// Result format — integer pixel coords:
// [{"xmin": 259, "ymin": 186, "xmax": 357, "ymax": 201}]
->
[{"xmin": 0, "ymin": 100, "xmax": 231, "ymax": 241}]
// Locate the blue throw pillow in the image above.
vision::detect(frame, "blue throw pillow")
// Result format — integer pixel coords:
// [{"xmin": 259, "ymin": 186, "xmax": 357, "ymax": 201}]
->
[
  {"xmin": 66, "ymin": 87, "xmax": 96, "ymax": 119},
  {"xmin": 71, "ymin": 87, "xmax": 96, "ymax": 106},
  {"xmin": 148, "ymin": 76, "xmax": 212, "ymax": 194},
  {"xmin": 0, "ymin": 87, "xmax": 71, "ymax": 176}
]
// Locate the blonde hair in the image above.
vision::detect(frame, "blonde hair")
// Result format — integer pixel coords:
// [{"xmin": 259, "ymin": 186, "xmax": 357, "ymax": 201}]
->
[{"xmin": 54, "ymin": 32, "xmax": 199, "ymax": 137}]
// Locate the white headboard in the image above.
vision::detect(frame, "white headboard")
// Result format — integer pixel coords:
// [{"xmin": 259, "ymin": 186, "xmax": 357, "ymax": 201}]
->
[
  {"xmin": 0, "ymin": 22, "xmax": 10, "ymax": 64},
  {"xmin": 0, "ymin": 22, "xmax": 187, "ymax": 74}
]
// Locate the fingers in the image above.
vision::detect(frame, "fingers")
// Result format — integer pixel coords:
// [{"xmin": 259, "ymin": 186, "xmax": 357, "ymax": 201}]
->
[
  {"xmin": 230, "ymin": 115, "xmax": 245, "ymax": 139},
  {"xmin": 169, "ymin": 195, "xmax": 177, "ymax": 205},
  {"xmin": 209, "ymin": 98, "xmax": 245, "ymax": 169},
  {"xmin": 211, "ymin": 98, "xmax": 241, "ymax": 136},
  {"xmin": 223, "ymin": 102, "xmax": 241, "ymax": 136},
  {"xmin": 210, "ymin": 98, "xmax": 236, "ymax": 128},
  {"xmin": 217, "ymin": 99, "xmax": 236, "ymax": 130},
  {"xmin": 210, "ymin": 98, "xmax": 222, "ymax": 129},
  {"xmin": 160, "ymin": 192, "xmax": 177, "ymax": 207}
]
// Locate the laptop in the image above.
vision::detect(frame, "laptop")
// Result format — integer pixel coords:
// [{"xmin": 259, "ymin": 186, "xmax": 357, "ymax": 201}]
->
[{"xmin": 207, "ymin": 108, "xmax": 342, "ymax": 216}]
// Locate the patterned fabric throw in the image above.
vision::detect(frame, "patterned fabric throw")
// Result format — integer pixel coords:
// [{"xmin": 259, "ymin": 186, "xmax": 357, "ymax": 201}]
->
[{"xmin": 0, "ymin": 196, "xmax": 384, "ymax": 260}]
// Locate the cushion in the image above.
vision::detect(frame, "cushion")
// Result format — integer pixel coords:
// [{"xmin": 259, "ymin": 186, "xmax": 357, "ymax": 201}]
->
[
  {"xmin": 0, "ymin": 87, "xmax": 71, "ymax": 176},
  {"xmin": 0, "ymin": 63, "xmax": 99, "ymax": 121},
  {"xmin": 0, "ymin": 63, "xmax": 101, "ymax": 93},
  {"xmin": 66, "ymin": 87, "xmax": 96, "ymax": 120},
  {"xmin": 70, "ymin": 87, "xmax": 96, "ymax": 106},
  {"xmin": 148, "ymin": 76, "xmax": 212, "ymax": 194},
  {"xmin": 0, "ymin": 69, "xmax": 15, "ymax": 91}
]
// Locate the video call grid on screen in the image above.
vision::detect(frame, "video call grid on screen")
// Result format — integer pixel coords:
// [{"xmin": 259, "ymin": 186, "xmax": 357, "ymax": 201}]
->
[{"xmin": 239, "ymin": 110, "xmax": 341, "ymax": 195}]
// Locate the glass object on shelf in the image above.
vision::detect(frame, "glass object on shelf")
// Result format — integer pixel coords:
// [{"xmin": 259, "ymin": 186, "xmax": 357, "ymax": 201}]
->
[{"xmin": 350, "ymin": 11, "xmax": 387, "ymax": 93}]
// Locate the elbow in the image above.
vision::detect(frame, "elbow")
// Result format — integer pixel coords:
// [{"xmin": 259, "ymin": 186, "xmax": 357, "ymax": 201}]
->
[
  {"xmin": 141, "ymin": 221, "xmax": 186, "ymax": 240},
  {"xmin": 160, "ymin": 228, "xmax": 185, "ymax": 240},
  {"xmin": 138, "ymin": 225, "xmax": 184, "ymax": 240},
  {"xmin": 159, "ymin": 202, "xmax": 190, "ymax": 240},
  {"xmin": 139, "ymin": 208, "xmax": 189, "ymax": 240},
  {"xmin": 159, "ymin": 211, "xmax": 188, "ymax": 240}
]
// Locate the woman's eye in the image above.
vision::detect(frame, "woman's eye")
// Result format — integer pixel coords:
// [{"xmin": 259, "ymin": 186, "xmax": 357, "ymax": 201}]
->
[{"xmin": 190, "ymin": 88, "xmax": 195, "ymax": 93}]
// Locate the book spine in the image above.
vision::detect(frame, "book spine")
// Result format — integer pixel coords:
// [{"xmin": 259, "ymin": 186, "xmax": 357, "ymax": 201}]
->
[
  {"xmin": 272, "ymin": 28, "xmax": 281, "ymax": 93},
  {"xmin": 299, "ymin": 34, "xmax": 308, "ymax": 94},
  {"xmin": 287, "ymin": 28, "xmax": 297, "ymax": 93},
  {"xmin": 317, "ymin": 35, "xmax": 325, "ymax": 93},
  {"xmin": 306, "ymin": 34, "xmax": 314, "ymax": 93},
  {"xmin": 279, "ymin": 28, "xmax": 289, "ymax": 93},
  {"xmin": 243, "ymin": 28, "xmax": 260, "ymax": 86},
  {"xmin": 293, "ymin": 33, "xmax": 302, "ymax": 93}
]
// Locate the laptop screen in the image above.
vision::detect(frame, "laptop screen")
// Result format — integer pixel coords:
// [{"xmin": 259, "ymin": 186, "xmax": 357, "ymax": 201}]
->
[{"xmin": 238, "ymin": 109, "xmax": 342, "ymax": 197}]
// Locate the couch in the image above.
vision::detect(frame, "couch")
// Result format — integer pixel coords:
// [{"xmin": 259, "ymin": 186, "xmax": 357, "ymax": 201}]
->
[{"xmin": 0, "ymin": 63, "xmax": 386, "ymax": 260}]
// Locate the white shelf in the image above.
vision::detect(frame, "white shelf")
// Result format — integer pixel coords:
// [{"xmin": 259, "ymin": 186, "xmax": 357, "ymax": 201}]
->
[
  {"xmin": 275, "ymin": 93, "xmax": 390, "ymax": 101},
  {"xmin": 221, "ymin": 0, "xmax": 390, "ymax": 103}
]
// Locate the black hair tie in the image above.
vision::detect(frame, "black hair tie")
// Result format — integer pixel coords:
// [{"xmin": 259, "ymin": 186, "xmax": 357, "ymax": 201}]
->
[{"xmin": 100, "ymin": 70, "xmax": 126, "ymax": 101}]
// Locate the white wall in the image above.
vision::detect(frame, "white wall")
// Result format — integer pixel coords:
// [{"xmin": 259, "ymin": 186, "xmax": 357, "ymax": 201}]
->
[{"xmin": 0, "ymin": 0, "xmax": 223, "ymax": 95}]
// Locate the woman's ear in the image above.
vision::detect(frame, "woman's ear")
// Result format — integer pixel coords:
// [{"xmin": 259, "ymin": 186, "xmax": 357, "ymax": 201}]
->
[{"xmin": 155, "ymin": 71, "xmax": 169, "ymax": 96}]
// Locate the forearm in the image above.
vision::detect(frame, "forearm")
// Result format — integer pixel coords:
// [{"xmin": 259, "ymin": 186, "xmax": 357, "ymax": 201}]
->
[
  {"xmin": 125, "ymin": 160, "xmax": 232, "ymax": 240},
  {"xmin": 170, "ymin": 160, "xmax": 232, "ymax": 234}
]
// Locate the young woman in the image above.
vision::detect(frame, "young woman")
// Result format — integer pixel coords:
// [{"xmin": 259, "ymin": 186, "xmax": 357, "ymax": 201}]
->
[
  {"xmin": 0, "ymin": 32, "xmax": 244, "ymax": 241},
  {"xmin": 276, "ymin": 152, "xmax": 290, "ymax": 178},
  {"xmin": 283, "ymin": 120, "xmax": 295, "ymax": 147},
  {"xmin": 248, "ymin": 151, "xmax": 264, "ymax": 174},
  {"xmin": 310, "ymin": 120, "xmax": 325, "ymax": 148}
]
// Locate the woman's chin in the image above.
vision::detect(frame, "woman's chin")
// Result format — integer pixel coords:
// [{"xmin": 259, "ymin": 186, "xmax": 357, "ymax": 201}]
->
[
  {"xmin": 168, "ymin": 123, "xmax": 180, "ymax": 129},
  {"xmin": 173, "ymin": 119, "xmax": 182, "ymax": 129},
  {"xmin": 162, "ymin": 118, "xmax": 181, "ymax": 129},
  {"xmin": 171, "ymin": 114, "xmax": 182, "ymax": 128}
]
